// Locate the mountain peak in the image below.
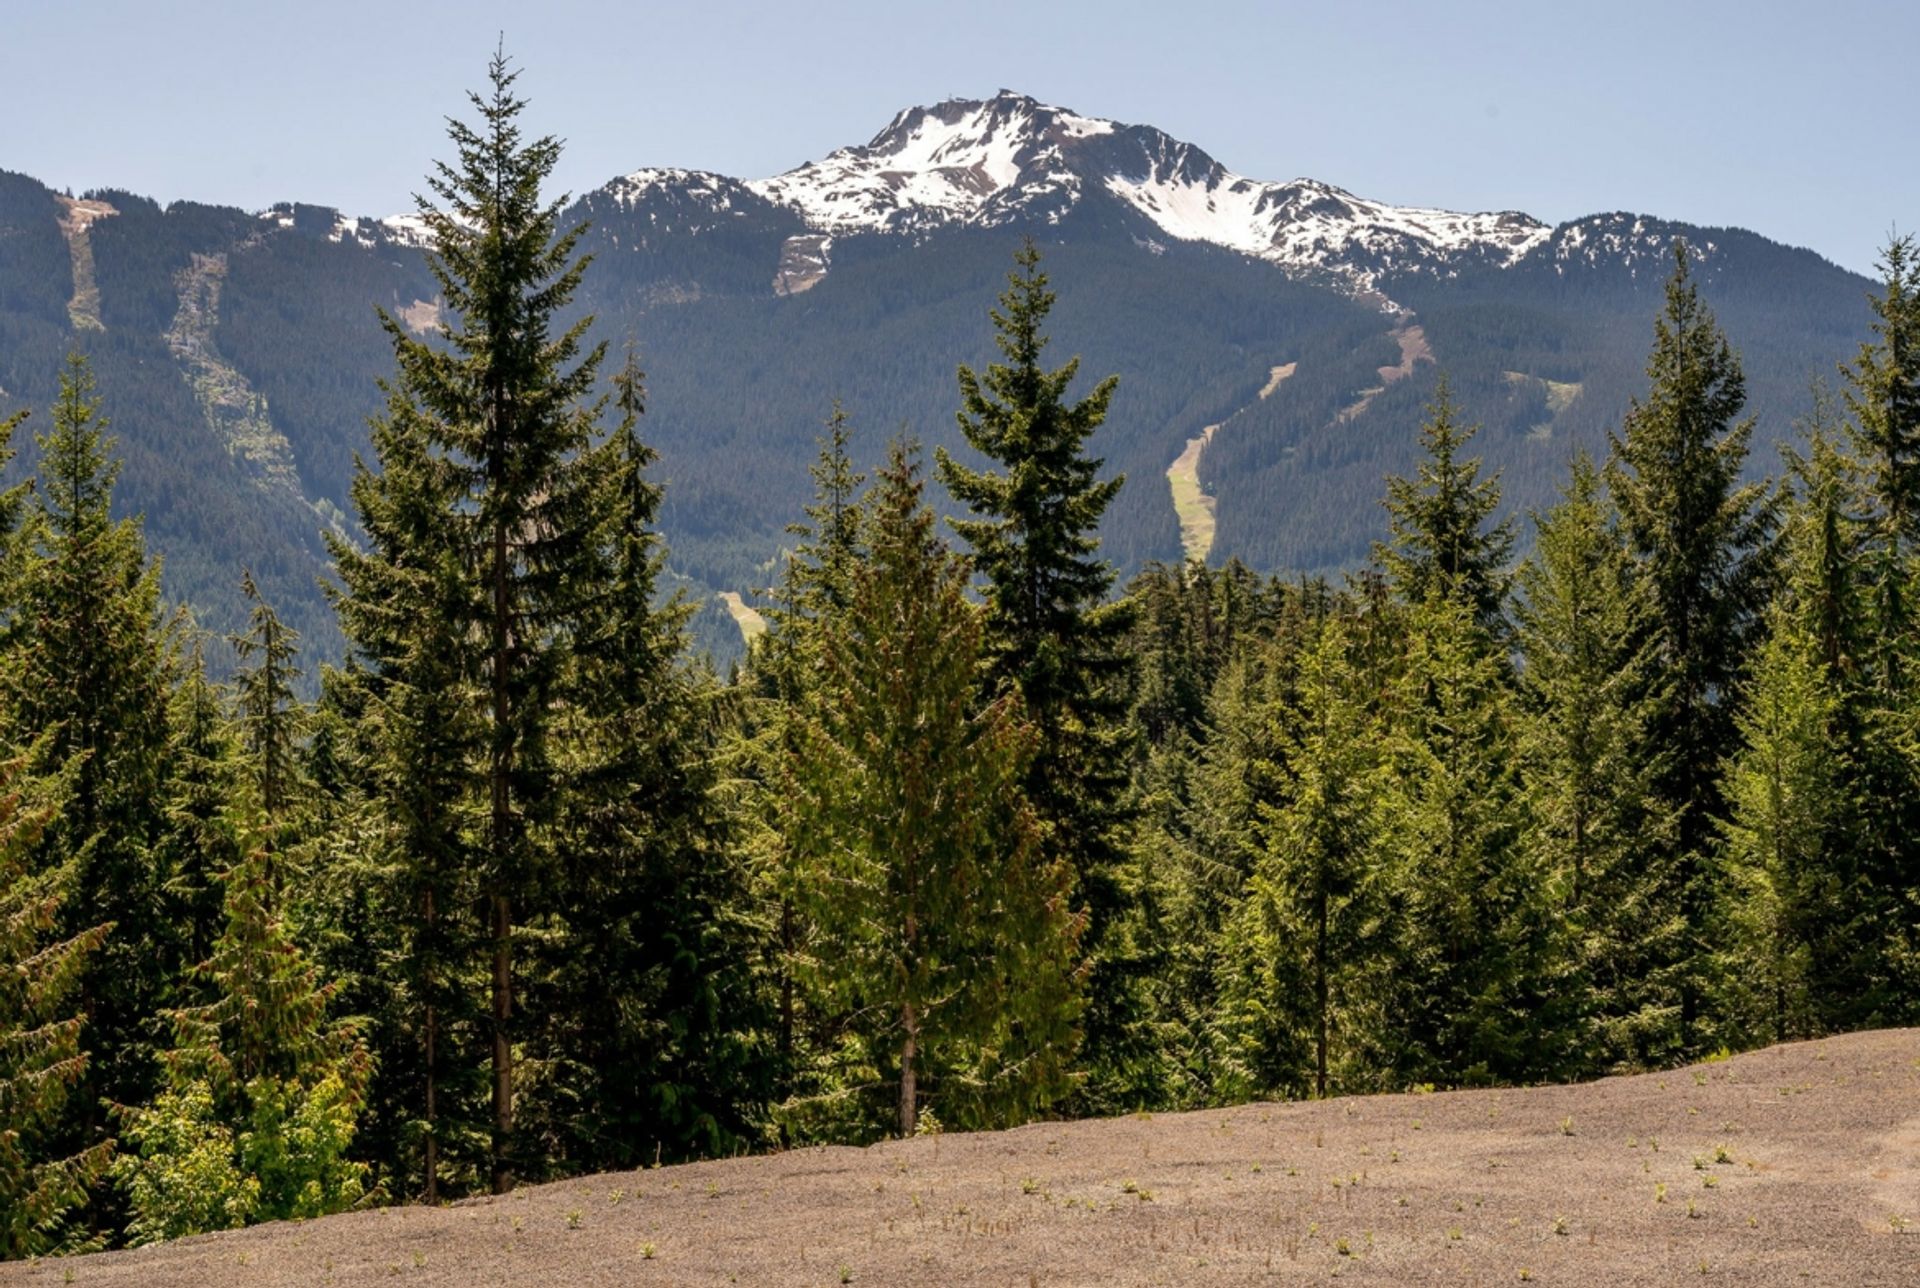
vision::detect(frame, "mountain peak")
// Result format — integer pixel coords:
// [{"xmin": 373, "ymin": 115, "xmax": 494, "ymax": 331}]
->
[{"xmin": 725, "ymin": 92, "xmax": 1550, "ymax": 293}]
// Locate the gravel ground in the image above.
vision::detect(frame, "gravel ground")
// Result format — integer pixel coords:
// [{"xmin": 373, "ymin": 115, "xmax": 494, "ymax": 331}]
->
[{"xmin": 12, "ymin": 1029, "xmax": 1918, "ymax": 1287}]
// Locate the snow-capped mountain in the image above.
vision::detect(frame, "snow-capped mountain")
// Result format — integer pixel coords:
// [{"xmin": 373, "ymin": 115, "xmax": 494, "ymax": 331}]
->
[
  {"xmin": 625, "ymin": 91, "xmax": 1551, "ymax": 295},
  {"xmin": 1, "ymin": 92, "xmax": 1869, "ymax": 668}
]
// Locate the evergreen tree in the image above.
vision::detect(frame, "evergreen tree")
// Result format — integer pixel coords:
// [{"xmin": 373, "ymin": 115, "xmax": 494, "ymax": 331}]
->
[
  {"xmin": 1716, "ymin": 603, "xmax": 1847, "ymax": 1045},
  {"xmin": 1512, "ymin": 455, "xmax": 1681, "ymax": 1069},
  {"xmin": 329, "ymin": 372, "xmax": 487, "ymax": 1200},
  {"xmin": 1835, "ymin": 240, "xmax": 1920, "ymax": 1023},
  {"xmin": 1606, "ymin": 241, "xmax": 1777, "ymax": 1049},
  {"xmin": 7, "ymin": 352, "xmax": 174, "ymax": 1150},
  {"xmin": 1387, "ymin": 592, "xmax": 1540, "ymax": 1084},
  {"xmin": 230, "ymin": 572, "xmax": 304, "ymax": 843},
  {"xmin": 156, "ymin": 643, "xmax": 242, "ymax": 982},
  {"xmin": 0, "ymin": 752, "xmax": 112, "ymax": 1259},
  {"xmin": 335, "ymin": 49, "xmax": 609, "ymax": 1192},
  {"xmin": 1842, "ymin": 235, "xmax": 1920, "ymax": 689},
  {"xmin": 530, "ymin": 349, "xmax": 764, "ymax": 1168},
  {"xmin": 1215, "ymin": 615, "xmax": 1393, "ymax": 1100},
  {"xmin": 732, "ymin": 405, "xmax": 870, "ymax": 1134},
  {"xmin": 783, "ymin": 441, "xmax": 1082, "ymax": 1138},
  {"xmin": 783, "ymin": 400, "xmax": 864, "ymax": 628},
  {"xmin": 935, "ymin": 240, "xmax": 1135, "ymax": 1107},
  {"xmin": 1377, "ymin": 376, "xmax": 1516, "ymax": 632},
  {"xmin": 113, "ymin": 840, "xmax": 373, "ymax": 1243}
]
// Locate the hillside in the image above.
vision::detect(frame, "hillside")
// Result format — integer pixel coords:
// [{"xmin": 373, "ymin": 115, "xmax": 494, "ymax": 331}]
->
[
  {"xmin": 0, "ymin": 91, "xmax": 1879, "ymax": 666},
  {"xmin": 21, "ymin": 1030, "xmax": 1917, "ymax": 1287}
]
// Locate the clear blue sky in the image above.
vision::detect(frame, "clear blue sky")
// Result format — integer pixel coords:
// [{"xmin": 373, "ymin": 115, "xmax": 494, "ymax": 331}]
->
[{"xmin": 2, "ymin": 0, "xmax": 1907, "ymax": 275}]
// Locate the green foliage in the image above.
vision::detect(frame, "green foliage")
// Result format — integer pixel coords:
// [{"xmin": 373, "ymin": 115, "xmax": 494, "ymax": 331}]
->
[
  {"xmin": 1215, "ymin": 614, "xmax": 1394, "ymax": 1100},
  {"xmin": 1606, "ymin": 242, "xmax": 1778, "ymax": 1050},
  {"xmin": 1387, "ymin": 592, "xmax": 1539, "ymax": 1085},
  {"xmin": 1512, "ymin": 454, "xmax": 1682, "ymax": 1070},
  {"xmin": 1715, "ymin": 603, "xmax": 1846, "ymax": 1045},
  {"xmin": 113, "ymin": 842, "xmax": 374, "ymax": 1242},
  {"xmin": 780, "ymin": 441, "xmax": 1083, "ymax": 1138},
  {"xmin": 0, "ymin": 751, "xmax": 113, "ymax": 1259},
  {"xmin": 1377, "ymin": 377, "xmax": 1516, "ymax": 632},
  {"xmin": 5, "ymin": 351, "xmax": 174, "ymax": 1147},
  {"xmin": 937, "ymin": 240, "xmax": 1136, "ymax": 1109}
]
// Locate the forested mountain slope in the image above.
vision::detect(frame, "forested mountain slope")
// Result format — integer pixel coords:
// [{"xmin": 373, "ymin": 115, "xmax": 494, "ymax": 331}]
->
[{"xmin": 0, "ymin": 92, "xmax": 1874, "ymax": 662}]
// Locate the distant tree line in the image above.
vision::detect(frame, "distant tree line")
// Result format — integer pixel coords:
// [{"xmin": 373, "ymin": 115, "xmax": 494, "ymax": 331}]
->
[{"xmin": 3, "ymin": 57, "xmax": 1916, "ymax": 1258}]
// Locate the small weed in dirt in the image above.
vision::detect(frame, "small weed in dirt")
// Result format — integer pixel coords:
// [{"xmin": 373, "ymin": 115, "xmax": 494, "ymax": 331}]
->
[
  {"xmin": 609, "ymin": 1188, "xmax": 625, "ymax": 1205},
  {"xmin": 1702, "ymin": 1175, "xmax": 1719, "ymax": 1189},
  {"xmin": 1559, "ymin": 1116, "xmax": 1575, "ymax": 1136},
  {"xmin": 1655, "ymin": 1183, "xmax": 1669, "ymax": 1204},
  {"xmin": 1334, "ymin": 1237, "xmax": 1351, "ymax": 1256},
  {"xmin": 1021, "ymin": 1177, "xmax": 1040, "ymax": 1194},
  {"xmin": 1553, "ymin": 1215, "xmax": 1569, "ymax": 1236},
  {"xmin": 1713, "ymin": 1144, "xmax": 1733, "ymax": 1164},
  {"xmin": 1520, "ymin": 1270, "xmax": 1533, "ymax": 1282},
  {"xmin": 1686, "ymin": 1199, "xmax": 1701, "ymax": 1220},
  {"xmin": 839, "ymin": 1266, "xmax": 853, "ymax": 1284}
]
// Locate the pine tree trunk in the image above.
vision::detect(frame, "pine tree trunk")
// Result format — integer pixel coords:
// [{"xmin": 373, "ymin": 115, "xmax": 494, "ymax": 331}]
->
[
  {"xmin": 1315, "ymin": 880, "xmax": 1329, "ymax": 1100},
  {"xmin": 423, "ymin": 882, "xmax": 439, "ymax": 1204},
  {"xmin": 490, "ymin": 512, "xmax": 514, "ymax": 1195},
  {"xmin": 899, "ymin": 1003, "xmax": 918, "ymax": 1139}
]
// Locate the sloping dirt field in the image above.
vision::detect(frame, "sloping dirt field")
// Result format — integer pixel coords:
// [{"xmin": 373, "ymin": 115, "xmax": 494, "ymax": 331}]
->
[{"xmin": 16, "ymin": 1030, "xmax": 1918, "ymax": 1287}]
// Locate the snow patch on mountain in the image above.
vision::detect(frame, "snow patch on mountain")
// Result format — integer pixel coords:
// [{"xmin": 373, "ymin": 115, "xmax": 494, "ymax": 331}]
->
[
  {"xmin": 725, "ymin": 91, "xmax": 1552, "ymax": 293},
  {"xmin": 743, "ymin": 94, "xmax": 1100, "ymax": 235}
]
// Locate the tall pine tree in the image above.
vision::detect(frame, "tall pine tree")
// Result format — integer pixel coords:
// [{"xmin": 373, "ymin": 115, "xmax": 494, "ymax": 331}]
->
[
  {"xmin": 935, "ymin": 240, "xmax": 1135, "ymax": 1108},
  {"xmin": 784, "ymin": 441, "xmax": 1083, "ymax": 1138},
  {"xmin": 334, "ymin": 49, "xmax": 609, "ymax": 1193},
  {"xmin": 0, "ymin": 751, "xmax": 112, "ymax": 1258},
  {"xmin": 6, "ymin": 352, "xmax": 174, "ymax": 1161},
  {"xmin": 1512, "ymin": 455, "xmax": 1681, "ymax": 1069},
  {"xmin": 1606, "ymin": 242, "xmax": 1777, "ymax": 1049}
]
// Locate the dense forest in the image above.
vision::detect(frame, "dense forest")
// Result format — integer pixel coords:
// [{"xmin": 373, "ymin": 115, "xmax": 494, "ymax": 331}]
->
[{"xmin": 4, "ymin": 59, "xmax": 1917, "ymax": 1258}]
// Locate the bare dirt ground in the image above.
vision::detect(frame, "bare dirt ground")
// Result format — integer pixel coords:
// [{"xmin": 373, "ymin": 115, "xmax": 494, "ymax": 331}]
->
[{"xmin": 15, "ymin": 1029, "xmax": 1918, "ymax": 1287}]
